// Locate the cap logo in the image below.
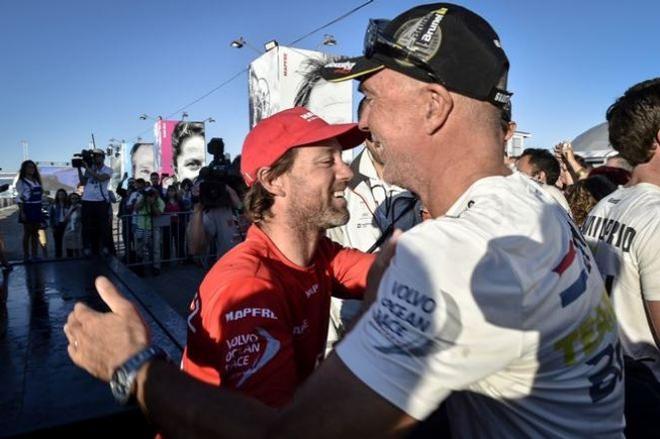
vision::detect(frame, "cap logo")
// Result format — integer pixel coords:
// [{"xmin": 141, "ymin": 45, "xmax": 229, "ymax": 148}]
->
[
  {"xmin": 324, "ymin": 61, "xmax": 356, "ymax": 73},
  {"xmin": 393, "ymin": 9, "xmax": 445, "ymax": 66},
  {"xmin": 300, "ymin": 111, "xmax": 319, "ymax": 122},
  {"xmin": 493, "ymin": 92, "xmax": 511, "ymax": 104}
]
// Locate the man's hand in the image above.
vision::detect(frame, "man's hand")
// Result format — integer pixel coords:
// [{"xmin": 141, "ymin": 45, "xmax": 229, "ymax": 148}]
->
[
  {"xmin": 364, "ymin": 229, "xmax": 401, "ymax": 307},
  {"xmin": 64, "ymin": 276, "xmax": 150, "ymax": 382}
]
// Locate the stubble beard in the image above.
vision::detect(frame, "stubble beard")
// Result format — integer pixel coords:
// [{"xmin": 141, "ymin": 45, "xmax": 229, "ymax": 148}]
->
[
  {"xmin": 287, "ymin": 194, "xmax": 349, "ymax": 232},
  {"xmin": 381, "ymin": 141, "xmax": 418, "ymax": 192}
]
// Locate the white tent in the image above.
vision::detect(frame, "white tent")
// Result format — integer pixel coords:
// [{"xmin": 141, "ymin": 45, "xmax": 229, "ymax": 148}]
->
[{"xmin": 571, "ymin": 122, "xmax": 614, "ymax": 164}]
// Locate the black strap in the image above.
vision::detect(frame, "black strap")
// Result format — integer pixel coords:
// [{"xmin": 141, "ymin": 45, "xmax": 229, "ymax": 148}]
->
[{"xmin": 366, "ymin": 198, "xmax": 417, "ymax": 254}]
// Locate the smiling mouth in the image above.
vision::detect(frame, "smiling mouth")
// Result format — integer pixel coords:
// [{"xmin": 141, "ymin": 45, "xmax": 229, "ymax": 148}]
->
[{"xmin": 333, "ymin": 191, "xmax": 345, "ymax": 199}]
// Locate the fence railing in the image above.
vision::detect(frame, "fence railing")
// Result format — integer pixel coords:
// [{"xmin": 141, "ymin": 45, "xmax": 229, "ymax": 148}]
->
[{"xmin": 112, "ymin": 210, "xmax": 242, "ymax": 269}]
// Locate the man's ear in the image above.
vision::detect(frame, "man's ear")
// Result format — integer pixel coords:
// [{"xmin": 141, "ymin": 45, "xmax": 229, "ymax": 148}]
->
[
  {"xmin": 535, "ymin": 170, "xmax": 548, "ymax": 184},
  {"xmin": 423, "ymin": 83, "xmax": 453, "ymax": 135},
  {"xmin": 257, "ymin": 167, "xmax": 286, "ymax": 197}
]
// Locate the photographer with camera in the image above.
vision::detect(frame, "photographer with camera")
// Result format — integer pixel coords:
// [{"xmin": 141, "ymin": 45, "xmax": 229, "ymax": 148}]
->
[
  {"xmin": 76, "ymin": 148, "xmax": 114, "ymax": 256},
  {"xmin": 187, "ymin": 138, "xmax": 242, "ymax": 260}
]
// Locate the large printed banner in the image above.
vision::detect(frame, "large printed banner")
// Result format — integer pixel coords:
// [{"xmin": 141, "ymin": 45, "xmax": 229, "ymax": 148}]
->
[
  {"xmin": 38, "ymin": 167, "xmax": 79, "ymax": 194},
  {"xmin": 127, "ymin": 142, "xmax": 155, "ymax": 180},
  {"xmin": 154, "ymin": 120, "xmax": 206, "ymax": 183},
  {"xmin": 108, "ymin": 143, "xmax": 125, "ymax": 190},
  {"xmin": 248, "ymin": 46, "xmax": 353, "ymax": 129}
]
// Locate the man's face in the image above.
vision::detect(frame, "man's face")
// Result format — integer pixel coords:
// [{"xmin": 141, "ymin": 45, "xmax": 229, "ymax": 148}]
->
[
  {"xmin": 132, "ymin": 144, "xmax": 154, "ymax": 180},
  {"xmin": 150, "ymin": 174, "xmax": 160, "ymax": 186},
  {"xmin": 94, "ymin": 154, "xmax": 105, "ymax": 166},
  {"xmin": 358, "ymin": 69, "xmax": 425, "ymax": 190},
  {"xmin": 281, "ymin": 140, "xmax": 353, "ymax": 230},
  {"xmin": 515, "ymin": 155, "xmax": 545, "ymax": 183},
  {"xmin": 176, "ymin": 135, "xmax": 205, "ymax": 182}
]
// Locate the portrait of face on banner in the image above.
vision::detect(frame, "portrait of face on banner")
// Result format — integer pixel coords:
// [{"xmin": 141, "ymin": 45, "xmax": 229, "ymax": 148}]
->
[
  {"xmin": 248, "ymin": 46, "xmax": 352, "ymax": 128},
  {"xmin": 130, "ymin": 142, "xmax": 155, "ymax": 180},
  {"xmin": 248, "ymin": 49, "xmax": 280, "ymax": 129},
  {"xmin": 155, "ymin": 120, "xmax": 206, "ymax": 183},
  {"xmin": 291, "ymin": 54, "xmax": 352, "ymax": 124},
  {"xmin": 108, "ymin": 146, "xmax": 124, "ymax": 190}
]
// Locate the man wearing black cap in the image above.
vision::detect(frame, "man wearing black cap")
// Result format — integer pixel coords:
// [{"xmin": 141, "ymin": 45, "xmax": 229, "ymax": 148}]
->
[{"xmin": 63, "ymin": 4, "xmax": 624, "ymax": 437}]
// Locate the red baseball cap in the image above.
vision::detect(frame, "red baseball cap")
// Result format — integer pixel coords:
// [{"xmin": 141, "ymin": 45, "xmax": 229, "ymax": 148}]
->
[{"xmin": 241, "ymin": 107, "xmax": 367, "ymax": 187}]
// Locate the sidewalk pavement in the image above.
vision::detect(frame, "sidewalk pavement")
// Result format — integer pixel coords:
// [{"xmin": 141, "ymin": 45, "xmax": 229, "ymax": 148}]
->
[
  {"xmin": 1, "ymin": 205, "xmax": 57, "ymax": 262},
  {"xmin": 1, "ymin": 204, "xmax": 203, "ymax": 318}
]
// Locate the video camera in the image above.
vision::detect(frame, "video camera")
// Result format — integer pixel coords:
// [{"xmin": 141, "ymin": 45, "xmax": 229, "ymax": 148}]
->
[
  {"xmin": 198, "ymin": 138, "xmax": 233, "ymax": 208},
  {"xmin": 71, "ymin": 149, "xmax": 96, "ymax": 168}
]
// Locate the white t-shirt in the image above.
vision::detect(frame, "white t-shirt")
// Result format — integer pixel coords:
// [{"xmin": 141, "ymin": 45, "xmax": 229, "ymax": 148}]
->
[
  {"xmin": 542, "ymin": 183, "xmax": 572, "ymax": 214},
  {"xmin": 327, "ymin": 149, "xmax": 418, "ymax": 252},
  {"xmin": 326, "ymin": 149, "xmax": 419, "ymax": 350},
  {"xmin": 82, "ymin": 165, "xmax": 113, "ymax": 202},
  {"xmin": 15, "ymin": 178, "xmax": 42, "ymax": 204},
  {"xmin": 583, "ymin": 183, "xmax": 660, "ymax": 381},
  {"xmin": 337, "ymin": 173, "xmax": 624, "ymax": 437}
]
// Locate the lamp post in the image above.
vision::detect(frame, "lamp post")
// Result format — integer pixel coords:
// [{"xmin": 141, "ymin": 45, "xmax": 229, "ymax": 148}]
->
[
  {"xmin": 139, "ymin": 114, "xmax": 162, "ymax": 121},
  {"xmin": 322, "ymin": 34, "xmax": 337, "ymax": 46},
  {"xmin": 230, "ymin": 37, "xmax": 262, "ymax": 55},
  {"xmin": 21, "ymin": 140, "xmax": 28, "ymax": 161}
]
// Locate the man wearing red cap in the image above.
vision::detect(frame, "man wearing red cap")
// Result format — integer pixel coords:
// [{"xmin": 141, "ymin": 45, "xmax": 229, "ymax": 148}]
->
[
  {"xmin": 65, "ymin": 4, "xmax": 623, "ymax": 437},
  {"xmin": 180, "ymin": 107, "xmax": 375, "ymax": 406}
]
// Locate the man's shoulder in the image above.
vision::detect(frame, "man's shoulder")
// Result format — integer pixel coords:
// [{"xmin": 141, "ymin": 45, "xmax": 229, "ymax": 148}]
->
[{"xmin": 592, "ymin": 183, "xmax": 660, "ymax": 220}]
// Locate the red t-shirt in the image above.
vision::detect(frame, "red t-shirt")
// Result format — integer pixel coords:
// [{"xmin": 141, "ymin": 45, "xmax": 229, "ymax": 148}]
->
[{"xmin": 181, "ymin": 225, "xmax": 375, "ymax": 407}]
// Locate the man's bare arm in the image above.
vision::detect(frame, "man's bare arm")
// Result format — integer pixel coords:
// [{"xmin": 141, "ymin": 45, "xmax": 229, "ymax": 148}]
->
[
  {"xmin": 644, "ymin": 300, "xmax": 660, "ymax": 349},
  {"xmin": 187, "ymin": 204, "xmax": 207, "ymax": 255},
  {"xmin": 135, "ymin": 352, "xmax": 415, "ymax": 439},
  {"xmin": 137, "ymin": 359, "xmax": 275, "ymax": 439},
  {"xmin": 65, "ymin": 276, "xmax": 417, "ymax": 439}
]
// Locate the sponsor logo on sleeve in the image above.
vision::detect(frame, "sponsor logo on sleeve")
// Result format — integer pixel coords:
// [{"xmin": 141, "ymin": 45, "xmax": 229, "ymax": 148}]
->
[
  {"xmin": 187, "ymin": 295, "xmax": 201, "ymax": 334},
  {"xmin": 235, "ymin": 328, "xmax": 281, "ymax": 387},
  {"xmin": 369, "ymin": 281, "xmax": 460, "ymax": 357}
]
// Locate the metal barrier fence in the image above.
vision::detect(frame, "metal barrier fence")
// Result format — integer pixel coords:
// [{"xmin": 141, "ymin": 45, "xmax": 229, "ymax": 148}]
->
[{"xmin": 112, "ymin": 210, "xmax": 243, "ymax": 269}]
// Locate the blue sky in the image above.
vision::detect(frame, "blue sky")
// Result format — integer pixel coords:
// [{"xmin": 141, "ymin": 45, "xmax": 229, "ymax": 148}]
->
[{"xmin": 1, "ymin": 0, "xmax": 658, "ymax": 171}]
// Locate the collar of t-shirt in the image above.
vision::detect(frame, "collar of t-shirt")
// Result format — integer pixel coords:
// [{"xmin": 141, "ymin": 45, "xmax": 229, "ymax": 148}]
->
[
  {"xmin": 247, "ymin": 225, "xmax": 322, "ymax": 273},
  {"xmin": 444, "ymin": 173, "xmax": 526, "ymax": 217}
]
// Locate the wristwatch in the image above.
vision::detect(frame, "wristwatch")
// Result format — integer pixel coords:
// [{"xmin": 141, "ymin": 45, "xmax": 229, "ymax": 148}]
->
[{"xmin": 110, "ymin": 345, "xmax": 169, "ymax": 405}]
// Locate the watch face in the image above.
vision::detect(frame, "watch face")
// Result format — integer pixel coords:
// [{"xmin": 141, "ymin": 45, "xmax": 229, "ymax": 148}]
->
[{"xmin": 110, "ymin": 368, "xmax": 132, "ymax": 404}]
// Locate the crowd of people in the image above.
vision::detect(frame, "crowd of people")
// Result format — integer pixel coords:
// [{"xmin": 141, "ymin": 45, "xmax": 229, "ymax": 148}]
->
[
  {"xmin": 9, "ymin": 150, "xmax": 246, "ymax": 274},
  {"xmin": 19, "ymin": 2, "xmax": 660, "ymax": 437}
]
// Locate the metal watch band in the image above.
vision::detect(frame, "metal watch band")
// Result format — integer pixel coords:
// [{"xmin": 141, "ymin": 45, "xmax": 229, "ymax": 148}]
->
[{"xmin": 110, "ymin": 345, "xmax": 169, "ymax": 405}]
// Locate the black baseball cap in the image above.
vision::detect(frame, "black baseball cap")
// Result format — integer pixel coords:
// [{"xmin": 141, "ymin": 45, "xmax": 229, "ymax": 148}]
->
[{"xmin": 322, "ymin": 3, "xmax": 512, "ymax": 108}]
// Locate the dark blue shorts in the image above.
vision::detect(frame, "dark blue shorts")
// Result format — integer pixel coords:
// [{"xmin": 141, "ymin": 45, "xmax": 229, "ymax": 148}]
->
[{"xmin": 21, "ymin": 203, "xmax": 43, "ymax": 224}]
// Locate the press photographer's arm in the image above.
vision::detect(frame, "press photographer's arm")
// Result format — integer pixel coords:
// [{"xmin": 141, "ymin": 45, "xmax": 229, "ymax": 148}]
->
[{"xmin": 187, "ymin": 203, "xmax": 206, "ymax": 255}]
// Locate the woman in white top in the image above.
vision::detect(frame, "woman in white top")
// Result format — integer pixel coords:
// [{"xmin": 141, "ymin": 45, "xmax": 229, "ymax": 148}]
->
[{"xmin": 15, "ymin": 160, "xmax": 43, "ymax": 261}]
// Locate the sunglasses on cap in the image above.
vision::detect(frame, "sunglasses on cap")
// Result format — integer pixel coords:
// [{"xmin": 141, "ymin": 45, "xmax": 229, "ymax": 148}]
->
[{"xmin": 364, "ymin": 19, "xmax": 439, "ymax": 82}]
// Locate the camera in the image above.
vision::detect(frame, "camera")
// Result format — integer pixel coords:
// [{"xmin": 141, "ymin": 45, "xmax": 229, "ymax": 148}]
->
[
  {"xmin": 71, "ymin": 149, "xmax": 95, "ymax": 168},
  {"xmin": 198, "ymin": 138, "xmax": 233, "ymax": 208}
]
